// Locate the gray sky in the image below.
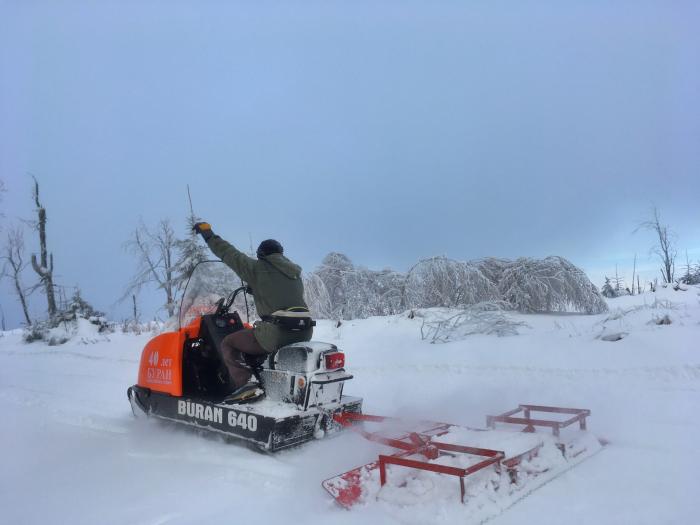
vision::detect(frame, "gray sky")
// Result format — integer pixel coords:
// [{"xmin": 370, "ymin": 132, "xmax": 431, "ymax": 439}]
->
[{"xmin": 1, "ymin": 0, "xmax": 698, "ymax": 328}]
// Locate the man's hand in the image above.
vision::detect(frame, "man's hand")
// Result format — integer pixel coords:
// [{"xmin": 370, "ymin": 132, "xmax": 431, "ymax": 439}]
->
[{"xmin": 193, "ymin": 222, "xmax": 214, "ymax": 241}]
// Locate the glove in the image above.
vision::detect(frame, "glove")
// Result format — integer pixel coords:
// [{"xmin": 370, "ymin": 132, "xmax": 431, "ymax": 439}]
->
[{"xmin": 193, "ymin": 222, "xmax": 214, "ymax": 241}]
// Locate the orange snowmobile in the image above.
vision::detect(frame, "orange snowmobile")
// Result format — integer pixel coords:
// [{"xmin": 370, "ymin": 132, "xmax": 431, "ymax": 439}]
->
[{"xmin": 127, "ymin": 261, "xmax": 362, "ymax": 451}]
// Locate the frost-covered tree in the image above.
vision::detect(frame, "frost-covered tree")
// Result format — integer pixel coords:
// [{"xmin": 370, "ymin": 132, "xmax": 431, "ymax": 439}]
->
[
  {"xmin": 312, "ymin": 253, "xmax": 356, "ymax": 319},
  {"xmin": 680, "ymin": 263, "xmax": 700, "ymax": 285},
  {"xmin": 371, "ymin": 268, "xmax": 405, "ymax": 316},
  {"xmin": 601, "ymin": 277, "xmax": 616, "ymax": 298},
  {"xmin": 57, "ymin": 287, "xmax": 104, "ymax": 321},
  {"xmin": 403, "ymin": 257, "xmax": 499, "ymax": 309},
  {"xmin": 495, "ymin": 256, "xmax": 608, "ymax": 314},
  {"xmin": 305, "ymin": 253, "xmax": 404, "ymax": 319},
  {"xmin": 611, "ymin": 265, "xmax": 625, "ymax": 294},
  {"xmin": 303, "ymin": 272, "xmax": 333, "ymax": 319},
  {"xmin": 679, "ymin": 251, "xmax": 700, "ymax": 285},
  {"xmin": 173, "ymin": 212, "xmax": 208, "ymax": 293},
  {"xmin": 123, "ymin": 219, "xmax": 179, "ymax": 318},
  {"xmin": 304, "ymin": 253, "xmax": 606, "ymax": 319}
]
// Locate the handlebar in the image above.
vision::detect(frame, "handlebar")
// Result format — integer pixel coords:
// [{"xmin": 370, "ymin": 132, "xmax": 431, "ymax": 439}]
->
[{"xmin": 215, "ymin": 285, "xmax": 252, "ymax": 319}]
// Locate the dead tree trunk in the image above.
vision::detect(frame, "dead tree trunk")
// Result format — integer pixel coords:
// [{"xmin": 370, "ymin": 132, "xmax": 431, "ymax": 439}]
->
[
  {"xmin": 30, "ymin": 177, "xmax": 57, "ymax": 318},
  {"xmin": 132, "ymin": 294, "xmax": 139, "ymax": 323}
]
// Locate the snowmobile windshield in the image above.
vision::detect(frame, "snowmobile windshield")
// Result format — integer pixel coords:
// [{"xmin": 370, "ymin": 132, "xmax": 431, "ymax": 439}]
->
[{"xmin": 179, "ymin": 261, "xmax": 244, "ymax": 329}]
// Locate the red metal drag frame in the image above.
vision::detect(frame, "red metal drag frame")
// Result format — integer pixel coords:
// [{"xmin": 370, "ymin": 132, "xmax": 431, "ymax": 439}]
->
[
  {"xmin": 486, "ymin": 404, "xmax": 590, "ymax": 438},
  {"xmin": 324, "ymin": 404, "xmax": 594, "ymax": 508}
]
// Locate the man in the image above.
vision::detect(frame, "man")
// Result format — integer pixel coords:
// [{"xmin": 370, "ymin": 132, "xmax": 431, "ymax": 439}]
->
[{"xmin": 193, "ymin": 222, "xmax": 313, "ymax": 402}]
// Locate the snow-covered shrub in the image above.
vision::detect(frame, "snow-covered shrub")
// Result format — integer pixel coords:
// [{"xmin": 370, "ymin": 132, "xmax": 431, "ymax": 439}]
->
[
  {"xmin": 22, "ymin": 289, "xmax": 111, "ymax": 344},
  {"xmin": 22, "ymin": 322, "xmax": 56, "ymax": 344},
  {"xmin": 491, "ymin": 256, "xmax": 608, "ymax": 314},
  {"xmin": 57, "ymin": 289, "xmax": 109, "ymax": 327},
  {"xmin": 419, "ymin": 302, "xmax": 529, "ymax": 343},
  {"xmin": 120, "ymin": 319, "xmax": 164, "ymax": 335}
]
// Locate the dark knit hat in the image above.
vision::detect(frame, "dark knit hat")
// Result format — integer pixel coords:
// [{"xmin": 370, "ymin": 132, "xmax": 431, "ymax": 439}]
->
[{"xmin": 256, "ymin": 239, "xmax": 283, "ymax": 258}]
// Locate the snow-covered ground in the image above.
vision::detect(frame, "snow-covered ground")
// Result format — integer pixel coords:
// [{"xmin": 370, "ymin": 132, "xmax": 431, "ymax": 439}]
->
[{"xmin": 1, "ymin": 286, "xmax": 699, "ymax": 524}]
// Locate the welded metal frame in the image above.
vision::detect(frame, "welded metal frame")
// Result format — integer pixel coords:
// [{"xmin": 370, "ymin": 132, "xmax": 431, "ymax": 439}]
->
[{"xmin": 486, "ymin": 404, "xmax": 590, "ymax": 437}]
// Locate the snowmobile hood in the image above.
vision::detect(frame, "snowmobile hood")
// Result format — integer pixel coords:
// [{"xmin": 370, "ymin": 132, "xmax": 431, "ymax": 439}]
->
[{"xmin": 263, "ymin": 253, "xmax": 302, "ymax": 279}]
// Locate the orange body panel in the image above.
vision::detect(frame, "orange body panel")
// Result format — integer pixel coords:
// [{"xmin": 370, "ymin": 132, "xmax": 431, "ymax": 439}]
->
[{"xmin": 137, "ymin": 318, "xmax": 201, "ymax": 397}]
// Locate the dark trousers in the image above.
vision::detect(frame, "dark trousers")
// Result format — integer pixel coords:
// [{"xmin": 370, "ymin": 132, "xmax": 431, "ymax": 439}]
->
[{"xmin": 220, "ymin": 329, "xmax": 268, "ymax": 388}]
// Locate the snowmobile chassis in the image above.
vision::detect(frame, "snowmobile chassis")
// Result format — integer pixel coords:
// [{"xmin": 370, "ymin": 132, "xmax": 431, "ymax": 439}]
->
[
  {"xmin": 128, "ymin": 385, "xmax": 363, "ymax": 451},
  {"xmin": 323, "ymin": 404, "xmax": 601, "ymax": 508}
]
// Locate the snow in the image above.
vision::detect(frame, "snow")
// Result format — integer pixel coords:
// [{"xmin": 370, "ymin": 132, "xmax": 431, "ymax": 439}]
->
[{"xmin": 1, "ymin": 286, "xmax": 699, "ymax": 524}]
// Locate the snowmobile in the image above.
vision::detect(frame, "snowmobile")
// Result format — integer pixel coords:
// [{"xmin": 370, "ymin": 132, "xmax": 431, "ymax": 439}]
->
[{"xmin": 127, "ymin": 261, "xmax": 362, "ymax": 451}]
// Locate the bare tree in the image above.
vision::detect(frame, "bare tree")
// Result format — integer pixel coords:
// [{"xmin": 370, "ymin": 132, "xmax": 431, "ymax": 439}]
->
[
  {"xmin": 1, "ymin": 226, "xmax": 32, "ymax": 325},
  {"xmin": 29, "ymin": 176, "xmax": 57, "ymax": 317},
  {"xmin": 636, "ymin": 207, "xmax": 676, "ymax": 284},
  {"xmin": 123, "ymin": 219, "xmax": 179, "ymax": 318}
]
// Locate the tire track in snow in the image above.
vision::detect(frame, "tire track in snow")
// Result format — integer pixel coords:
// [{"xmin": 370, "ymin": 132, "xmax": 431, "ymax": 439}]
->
[{"xmin": 352, "ymin": 363, "xmax": 700, "ymax": 384}]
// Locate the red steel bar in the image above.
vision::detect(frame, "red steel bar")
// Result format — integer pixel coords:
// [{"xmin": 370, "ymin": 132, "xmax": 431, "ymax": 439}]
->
[
  {"xmin": 520, "ymin": 404, "xmax": 590, "ymax": 416},
  {"xmin": 434, "ymin": 442, "xmax": 504, "ymax": 458}
]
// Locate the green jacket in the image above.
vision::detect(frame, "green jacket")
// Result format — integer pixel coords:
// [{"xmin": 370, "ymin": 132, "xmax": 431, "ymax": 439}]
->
[{"xmin": 206, "ymin": 236, "xmax": 312, "ymax": 352}]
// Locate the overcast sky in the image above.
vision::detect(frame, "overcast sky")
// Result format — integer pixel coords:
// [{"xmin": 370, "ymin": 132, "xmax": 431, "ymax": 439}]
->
[{"xmin": 1, "ymin": 0, "xmax": 698, "ymax": 328}]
